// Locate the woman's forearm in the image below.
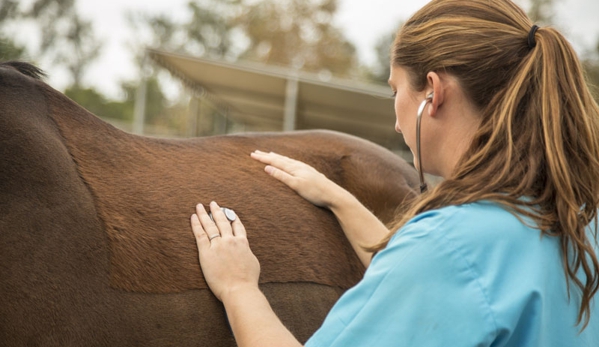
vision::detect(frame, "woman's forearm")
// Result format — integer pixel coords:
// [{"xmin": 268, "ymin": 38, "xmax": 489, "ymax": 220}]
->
[
  {"xmin": 221, "ymin": 285, "xmax": 303, "ymax": 347},
  {"xmin": 328, "ymin": 187, "xmax": 390, "ymax": 268}
]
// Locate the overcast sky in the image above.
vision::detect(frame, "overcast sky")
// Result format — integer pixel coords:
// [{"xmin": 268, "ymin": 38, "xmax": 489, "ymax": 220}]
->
[{"xmin": 17, "ymin": 0, "xmax": 599, "ymax": 98}]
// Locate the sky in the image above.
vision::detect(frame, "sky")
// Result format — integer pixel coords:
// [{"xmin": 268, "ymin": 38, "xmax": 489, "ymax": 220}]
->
[{"xmin": 13, "ymin": 0, "xmax": 599, "ymax": 99}]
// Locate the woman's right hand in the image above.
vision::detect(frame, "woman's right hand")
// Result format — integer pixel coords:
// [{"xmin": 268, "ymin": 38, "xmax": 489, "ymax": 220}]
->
[{"xmin": 250, "ymin": 150, "xmax": 342, "ymax": 208}]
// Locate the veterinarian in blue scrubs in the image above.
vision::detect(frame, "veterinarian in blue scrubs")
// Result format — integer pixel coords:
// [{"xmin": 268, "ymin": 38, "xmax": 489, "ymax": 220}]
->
[{"xmin": 190, "ymin": 0, "xmax": 599, "ymax": 345}]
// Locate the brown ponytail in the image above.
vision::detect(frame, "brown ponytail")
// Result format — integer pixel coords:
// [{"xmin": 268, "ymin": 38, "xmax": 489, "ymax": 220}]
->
[{"xmin": 373, "ymin": 0, "xmax": 599, "ymax": 328}]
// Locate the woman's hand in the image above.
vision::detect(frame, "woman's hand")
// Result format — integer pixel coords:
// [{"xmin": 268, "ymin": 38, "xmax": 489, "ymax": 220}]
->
[
  {"xmin": 191, "ymin": 202, "xmax": 304, "ymax": 346},
  {"xmin": 250, "ymin": 150, "xmax": 343, "ymax": 208},
  {"xmin": 191, "ymin": 201, "xmax": 260, "ymax": 302},
  {"xmin": 251, "ymin": 150, "xmax": 390, "ymax": 268}
]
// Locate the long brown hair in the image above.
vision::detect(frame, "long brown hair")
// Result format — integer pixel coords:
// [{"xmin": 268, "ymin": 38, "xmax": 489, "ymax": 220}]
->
[{"xmin": 374, "ymin": 0, "xmax": 599, "ymax": 328}]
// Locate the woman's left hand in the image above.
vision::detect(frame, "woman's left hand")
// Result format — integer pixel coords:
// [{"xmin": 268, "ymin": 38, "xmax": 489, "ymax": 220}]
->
[{"xmin": 191, "ymin": 201, "xmax": 260, "ymax": 302}]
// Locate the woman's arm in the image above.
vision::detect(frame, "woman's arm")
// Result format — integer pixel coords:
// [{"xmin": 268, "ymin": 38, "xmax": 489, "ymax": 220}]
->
[
  {"xmin": 326, "ymin": 188, "xmax": 390, "ymax": 267},
  {"xmin": 250, "ymin": 151, "xmax": 389, "ymax": 267},
  {"xmin": 221, "ymin": 286, "xmax": 303, "ymax": 347},
  {"xmin": 191, "ymin": 202, "xmax": 302, "ymax": 347}
]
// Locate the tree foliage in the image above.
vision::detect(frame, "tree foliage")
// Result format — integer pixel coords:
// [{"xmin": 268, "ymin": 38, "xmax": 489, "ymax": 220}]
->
[
  {"xmin": 120, "ymin": 78, "xmax": 170, "ymax": 125},
  {"xmin": 0, "ymin": 1, "xmax": 27, "ymax": 61},
  {"xmin": 0, "ymin": 0, "xmax": 118, "ymax": 124},
  {"xmin": 0, "ymin": 0, "xmax": 102, "ymax": 87},
  {"xmin": 136, "ymin": 0, "xmax": 358, "ymax": 78},
  {"xmin": 0, "ymin": 36, "xmax": 25, "ymax": 61},
  {"xmin": 582, "ymin": 39, "xmax": 599, "ymax": 103},
  {"xmin": 234, "ymin": 0, "xmax": 356, "ymax": 76},
  {"xmin": 52, "ymin": 11, "xmax": 102, "ymax": 87},
  {"xmin": 65, "ymin": 86, "xmax": 133, "ymax": 121},
  {"xmin": 366, "ymin": 30, "xmax": 398, "ymax": 85},
  {"xmin": 527, "ymin": 0, "xmax": 556, "ymax": 25},
  {"xmin": 64, "ymin": 76, "xmax": 170, "ymax": 124},
  {"xmin": 128, "ymin": 0, "xmax": 241, "ymax": 60}
]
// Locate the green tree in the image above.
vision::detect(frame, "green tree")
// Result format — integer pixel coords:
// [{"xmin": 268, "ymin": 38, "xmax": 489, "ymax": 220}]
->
[
  {"xmin": 184, "ymin": 0, "xmax": 241, "ymax": 59},
  {"xmin": 235, "ymin": 0, "xmax": 357, "ymax": 76},
  {"xmin": 527, "ymin": 0, "xmax": 556, "ymax": 25},
  {"xmin": 65, "ymin": 86, "xmax": 134, "ymax": 122},
  {"xmin": 0, "ymin": 0, "xmax": 102, "ymax": 87},
  {"xmin": 0, "ymin": 36, "xmax": 26, "ymax": 61},
  {"xmin": 52, "ymin": 11, "xmax": 102, "ymax": 88},
  {"xmin": 366, "ymin": 30, "xmax": 398, "ymax": 85},
  {"xmin": 0, "ymin": 0, "xmax": 26, "ymax": 61},
  {"xmin": 120, "ymin": 77, "xmax": 168, "ymax": 125},
  {"xmin": 128, "ymin": 0, "xmax": 240, "ymax": 62},
  {"xmin": 65, "ymin": 76, "xmax": 170, "ymax": 125},
  {"xmin": 136, "ymin": 0, "xmax": 358, "ymax": 77},
  {"xmin": 582, "ymin": 39, "xmax": 599, "ymax": 103},
  {"xmin": 27, "ymin": 0, "xmax": 102, "ymax": 87}
]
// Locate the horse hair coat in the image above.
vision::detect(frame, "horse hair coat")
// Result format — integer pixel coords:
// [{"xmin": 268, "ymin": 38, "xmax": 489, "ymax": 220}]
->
[{"xmin": 0, "ymin": 61, "xmax": 419, "ymax": 346}]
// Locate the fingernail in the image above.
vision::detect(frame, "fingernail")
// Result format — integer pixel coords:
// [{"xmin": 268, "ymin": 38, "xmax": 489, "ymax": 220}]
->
[
  {"xmin": 210, "ymin": 201, "xmax": 218, "ymax": 207},
  {"xmin": 265, "ymin": 165, "xmax": 274, "ymax": 174},
  {"xmin": 196, "ymin": 203, "xmax": 205, "ymax": 211}
]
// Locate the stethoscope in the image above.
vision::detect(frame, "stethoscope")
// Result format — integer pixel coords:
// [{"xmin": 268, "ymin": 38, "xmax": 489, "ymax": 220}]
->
[{"xmin": 416, "ymin": 92, "xmax": 434, "ymax": 193}]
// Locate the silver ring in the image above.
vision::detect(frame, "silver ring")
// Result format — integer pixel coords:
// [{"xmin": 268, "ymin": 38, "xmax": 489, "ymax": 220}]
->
[{"xmin": 209, "ymin": 234, "xmax": 221, "ymax": 240}]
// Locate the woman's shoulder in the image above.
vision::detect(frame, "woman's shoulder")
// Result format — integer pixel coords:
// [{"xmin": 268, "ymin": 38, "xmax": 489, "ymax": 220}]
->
[
  {"xmin": 395, "ymin": 201, "xmax": 542, "ymax": 249},
  {"xmin": 405, "ymin": 200, "xmax": 526, "ymax": 228}
]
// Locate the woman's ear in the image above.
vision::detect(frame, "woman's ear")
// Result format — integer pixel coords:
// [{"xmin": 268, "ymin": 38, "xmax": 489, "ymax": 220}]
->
[{"xmin": 426, "ymin": 71, "xmax": 445, "ymax": 118}]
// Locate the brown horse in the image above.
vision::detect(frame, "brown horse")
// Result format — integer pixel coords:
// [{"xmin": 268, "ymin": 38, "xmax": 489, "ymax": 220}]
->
[{"xmin": 0, "ymin": 61, "xmax": 419, "ymax": 346}]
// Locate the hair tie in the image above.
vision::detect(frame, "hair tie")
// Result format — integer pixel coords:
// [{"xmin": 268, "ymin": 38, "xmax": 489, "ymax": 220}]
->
[{"xmin": 528, "ymin": 24, "xmax": 539, "ymax": 49}]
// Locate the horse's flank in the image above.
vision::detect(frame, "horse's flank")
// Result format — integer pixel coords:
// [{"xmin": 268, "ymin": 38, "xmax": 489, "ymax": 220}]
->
[{"xmin": 0, "ymin": 61, "xmax": 419, "ymax": 346}]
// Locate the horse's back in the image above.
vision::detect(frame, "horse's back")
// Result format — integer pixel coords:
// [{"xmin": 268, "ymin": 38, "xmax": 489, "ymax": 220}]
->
[{"xmin": 0, "ymin": 62, "xmax": 418, "ymax": 346}]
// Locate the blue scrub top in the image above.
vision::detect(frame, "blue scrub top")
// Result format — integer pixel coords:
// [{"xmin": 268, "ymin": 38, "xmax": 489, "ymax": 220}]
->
[{"xmin": 305, "ymin": 202, "xmax": 599, "ymax": 346}]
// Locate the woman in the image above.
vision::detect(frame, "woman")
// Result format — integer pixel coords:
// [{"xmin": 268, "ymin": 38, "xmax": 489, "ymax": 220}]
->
[{"xmin": 190, "ymin": 0, "xmax": 599, "ymax": 345}]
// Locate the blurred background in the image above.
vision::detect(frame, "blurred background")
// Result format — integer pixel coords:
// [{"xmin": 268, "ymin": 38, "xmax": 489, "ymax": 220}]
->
[{"xmin": 1, "ymin": 0, "xmax": 598, "ymax": 161}]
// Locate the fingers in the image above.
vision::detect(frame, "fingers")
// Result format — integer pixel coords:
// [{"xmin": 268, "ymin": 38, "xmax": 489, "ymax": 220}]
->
[
  {"xmin": 193, "ymin": 202, "xmax": 244, "ymax": 242},
  {"xmin": 264, "ymin": 164, "xmax": 297, "ymax": 188},
  {"xmin": 195, "ymin": 203, "xmax": 222, "ymax": 240},
  {"xmin": 190, "ymin": 203, "xmax": 258, "ymax": 302},
  {"xmin": 250, "ymin": 150, "xmax": 277, "ymax": 165},
  {"xmin": 250, "ymin": 150, "xmax": 301, "ymax": 172},
  {"xmin": 231, "ymin": 218, "xmax": 247, "ymax": 238},
  {"xmin": 190, "ymin": 213, "xmax": 210, "ymax": 251},
  {"xmin": 251, "ymin": 150, "xmax": 310, "ymax": 187},
  {"xmin": 208, "ymin": 201, "xmax": 233, "ymax": 238}
]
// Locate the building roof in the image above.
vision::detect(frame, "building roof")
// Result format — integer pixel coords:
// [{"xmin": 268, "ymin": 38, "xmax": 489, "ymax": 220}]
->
[{"xmin": 147, "ymin": 48, "xmax": 409, "ymax": 152}]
